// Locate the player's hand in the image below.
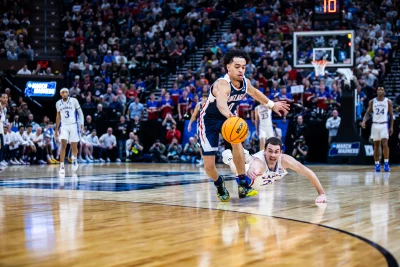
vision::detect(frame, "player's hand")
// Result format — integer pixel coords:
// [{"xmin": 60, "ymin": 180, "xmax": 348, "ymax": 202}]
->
[
  {"xmin": 272, "ymin": 101, "xmax": 290, "ymax": 117},
  {"xmin": 247, "ymin": 167, "xmax": 261, "ymax": 180},
  {"xmin": 390, "ymin": 127, "xmax": 393, "ymax": 136},
  {"xmin": 315, "ymin": 194, "xmax": 327, "ymax": 203},
  {"xmin": 187, "ymin": 124, "xmax": 191, "ymax": 132},
  {"xmin": 361, "ymin": 121, "xmax": 366, "ymax": 129}
]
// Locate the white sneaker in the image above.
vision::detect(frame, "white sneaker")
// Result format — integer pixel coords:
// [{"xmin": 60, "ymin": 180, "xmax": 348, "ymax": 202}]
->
[
  {"xmin": 0, "ymin": 161, "xmax": 7, "ymax": 167},
  {"xmin": 222, "ymin": 149, "xmax": 233, "ymax": 165},
  {"xmin": 243, "ymin": 149, "xmax": 252, "ymax": 164},
  {"xmin": 106, "ymin": 158, "xmax": 111, "ymax": 162},
  {"xmin": 10, "ymin": 159, "xmax": 18, "ymax": 165},
  {"xmin": 116, "ymin": 158, "xmax": 121, "ymax": 162},
  {"xmin": 99, "ymin": 158, "xmax": 105, "ymax": 163},
  {"xmin": 72, "ymin": 159, "xmax": 79, "ymax": 172},
  {"xmin": 39, "ymin": 160, "xmax": 47, "ymax": 164},
  {"xmin": 196, "ymin": 159, "xmax": 204, "ymax": 167},
  {"xmin": 59, "ymin": 166, "xmax": 65, "ymax": 175}
]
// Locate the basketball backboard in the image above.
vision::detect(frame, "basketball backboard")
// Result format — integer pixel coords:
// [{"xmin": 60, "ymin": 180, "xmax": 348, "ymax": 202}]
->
[{"xmin": 293, "ymin": 30, "xmax": 354, "ymax": 69}]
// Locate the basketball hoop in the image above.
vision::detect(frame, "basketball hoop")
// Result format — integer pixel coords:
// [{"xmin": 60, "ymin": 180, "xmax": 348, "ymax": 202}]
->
[{"xmin": 312, "ymin": 60, "xmax": 329, "ymax": 76}]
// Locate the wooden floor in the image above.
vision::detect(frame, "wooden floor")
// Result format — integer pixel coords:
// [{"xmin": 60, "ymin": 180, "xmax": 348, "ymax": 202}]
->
[{"xmin": 0, "ymin": 163, "xmax": 399, "ymax": 267}]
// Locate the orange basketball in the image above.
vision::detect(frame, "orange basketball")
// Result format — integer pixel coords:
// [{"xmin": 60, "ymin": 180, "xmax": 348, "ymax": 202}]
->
[{"xmin": 221, "ymin": 117, "xmax": 249, "ymax": 144}]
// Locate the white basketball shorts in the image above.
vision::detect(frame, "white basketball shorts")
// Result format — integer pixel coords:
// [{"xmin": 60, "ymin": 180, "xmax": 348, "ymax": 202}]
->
[
  {"xmin": 259, "ymin": 125, "xmax": 274, "ymax": 139},
  {"xmin": 370, "ymin": 123, "xmax": 389, "ymax": 141},
  {"xmin": 60, "ymin": 123, "xmax": 80, "ymax": 143}
]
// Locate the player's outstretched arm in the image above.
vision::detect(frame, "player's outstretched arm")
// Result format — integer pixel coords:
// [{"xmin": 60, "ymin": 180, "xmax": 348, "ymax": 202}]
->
[
  {"xmin": 246, "ymin": 79, "xmax": 290, "ymax": 117},
  {"xmin": 361, "ymin": 100, "xmax": 373, "ymax": 129},
  {"xmin": 214, "ymin": 79, "xmax": 235, "ymax": 118},
  {"xmin": 246, "ymin": 158, "xmax": 267, "ymax": 180},
  {"xmin": 282, "ymin": 154, "xmax": 327, "ymax": 203}
]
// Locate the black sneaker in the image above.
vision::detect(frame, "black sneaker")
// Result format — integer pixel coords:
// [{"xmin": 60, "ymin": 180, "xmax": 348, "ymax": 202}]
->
[
  {"xmin": 238, "ymin": 179, "xmax": 258, "ymax": 199},
  {"xmin": 215, "ymin": 176, "xmax": 230, "ymax": 202}
]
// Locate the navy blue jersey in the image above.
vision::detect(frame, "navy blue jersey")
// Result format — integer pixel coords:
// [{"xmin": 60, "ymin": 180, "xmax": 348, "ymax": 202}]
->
[{"xmin": 202, "ymin": 74, "xmax": 248, "ymax": 120}]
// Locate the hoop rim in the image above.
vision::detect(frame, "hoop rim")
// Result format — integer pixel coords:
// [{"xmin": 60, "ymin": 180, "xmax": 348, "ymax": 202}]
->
[{"xmin": 312, "ymin": 60, "xmax": 329, "ymax": 75}]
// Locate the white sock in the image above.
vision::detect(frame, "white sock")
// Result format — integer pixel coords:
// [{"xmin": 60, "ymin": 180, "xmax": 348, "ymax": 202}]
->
[
  {"xmin": 71, "ymin": 155, "xmax": 76, "ymax": 161},
  {"xmin": 375, "ymin": 161, "xmax": 379, "ymax": 165},
  {"xmin": 60, "ymin": 162, "xmax": 64, "ymax": 168},
  {"xmin": 384, "ymin": 159, "xmax": 389, "ymax": 163}
]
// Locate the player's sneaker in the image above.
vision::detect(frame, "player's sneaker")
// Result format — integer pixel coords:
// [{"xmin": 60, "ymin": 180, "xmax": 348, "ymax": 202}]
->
[
  {"xmin": 72, "ymin": 159, "xmax": 79, "ymax": 172},
  {"xmin": 238, "ymin": 177, "xmax": 258, "ymax": 199},
  {"xmin": 222, "ymin": 149, "xmax": 233, "ymax": 165},
  {"xmin": 59, "ymin": 165, "xmax": 65, "ymax": 175},
  {"xmin": 215, "ymin": 176, "xmax": 230, "ymax": 202},
  {"xmin": 375, "ymin": 164, "xmax": 381, "ymax": 172},
  {"xmin": 384, "ymin": 163, "xmax": 390, "ymax": 172}
]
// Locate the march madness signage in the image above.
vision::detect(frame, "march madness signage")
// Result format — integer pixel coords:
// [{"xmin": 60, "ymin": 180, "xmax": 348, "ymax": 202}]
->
[
  {"xmin": 24, "ymin": 81, "xmax": 57, "ymax": 98},
  {"xmin": 329, "ymin": 142, "xmax": 360, "ymax": 156}
]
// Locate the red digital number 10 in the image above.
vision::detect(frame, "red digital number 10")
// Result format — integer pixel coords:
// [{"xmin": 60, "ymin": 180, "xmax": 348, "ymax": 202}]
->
[{"xmin": 324, "ymin": 0, "xmax": 337, "ymax": 13}]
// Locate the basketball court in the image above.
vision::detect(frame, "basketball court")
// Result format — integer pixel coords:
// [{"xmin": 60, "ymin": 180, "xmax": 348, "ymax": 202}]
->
[{"xmin": 0, "ymin": 163, "xmax": 398, "ymax": 266}]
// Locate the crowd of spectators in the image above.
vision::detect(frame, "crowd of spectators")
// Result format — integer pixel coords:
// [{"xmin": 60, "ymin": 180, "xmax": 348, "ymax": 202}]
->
[
  {"xmin": 0, "ymin": 0, "xmax": 34, "ymax": 61},
  {"xmin": 1, "ymin": 0, "xmax": 399, "ymax": 167}
]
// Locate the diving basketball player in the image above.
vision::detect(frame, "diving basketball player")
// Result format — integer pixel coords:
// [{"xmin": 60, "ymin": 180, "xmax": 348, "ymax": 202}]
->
[
  {"xmin": 55, "ymin": 88, "xmax": 84, "ymax": 174},
  {"xmin": 254, "ymin": 102, "xmax": 274, "ymax": 151},
  {"xmin": 362, "ymin": 86, "xmax": 394, "ymax": 172},
  {"xmin": 199, "ymin": 48, "xmax": 290, "ymax": 202},
  {"xmin": 222, "ymin": 137, "xmax": 327, "ymax": 203}
]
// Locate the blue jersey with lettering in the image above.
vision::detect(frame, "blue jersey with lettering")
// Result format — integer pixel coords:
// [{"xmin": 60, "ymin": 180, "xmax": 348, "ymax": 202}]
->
[{"xmin": 202, "ymin": 74, "xmax": 248, "ymax": 120}]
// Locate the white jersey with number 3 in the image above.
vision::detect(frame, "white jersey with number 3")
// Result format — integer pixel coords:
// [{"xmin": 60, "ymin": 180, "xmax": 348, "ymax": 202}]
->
[
  {"xmin": 56, "ymin": 97, "xmax": 81, "ymax": 125},
  {"xmin": 372, "ymin": 97, "xmax": 388, "ymax": 123},
  {"xmin": 256, "ymin": 104, "xmax": 272, "ymax": 127}
]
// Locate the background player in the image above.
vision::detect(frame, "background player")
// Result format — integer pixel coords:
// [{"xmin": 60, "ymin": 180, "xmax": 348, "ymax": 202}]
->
[
  {"xmin": 55, "ymin": 88, "xmax": 84, "ymax": 174},
  {"xmin": 362, "ymin": 86, "xmax": 394, "ymax": 172},
  {"xmin": 222, "ymin": 137, "xmax": 327, "ymax": 203},
  {"xmin": 187, "ymin": 93, "xmax": 208, "ymax": 166},
  {"xmin": 254, "ymin": 102, "xmax": 274, "ymax": 151},
  {"xmin": 199, "ymin": 48, "xmax": 290, "ymax": 202}
]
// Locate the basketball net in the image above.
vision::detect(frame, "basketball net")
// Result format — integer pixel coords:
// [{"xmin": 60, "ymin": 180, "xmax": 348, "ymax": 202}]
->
[{"xmin": 311, "ymin": 60, "xmax": 329, "ymax": 77}]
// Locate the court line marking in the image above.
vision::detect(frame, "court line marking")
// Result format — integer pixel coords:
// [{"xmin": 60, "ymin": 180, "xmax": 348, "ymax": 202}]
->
[{"xmin": 2, "ymin": 193, "xmax": 397, "ymax": 267}]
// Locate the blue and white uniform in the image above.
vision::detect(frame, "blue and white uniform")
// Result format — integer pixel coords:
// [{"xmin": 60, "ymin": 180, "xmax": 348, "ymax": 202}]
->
[
  {"xmin": 371, "ymin": 97, "xmax": 389, "ymax": 141},
  {"xmin": 199, "ymin": 74, "xmax": 248, "ymax": 155},
  {"xmin": 56, "ymin": 97, "xmax": 82, "ymax": 143}
]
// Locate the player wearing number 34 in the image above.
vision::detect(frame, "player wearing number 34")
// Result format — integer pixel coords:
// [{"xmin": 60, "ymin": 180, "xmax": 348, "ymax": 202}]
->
[
  {"xmin": 362, "ymin": 86, "xmax": 394, "ymax": 172},
  {"xmin": 55, "ymin": 88, "xmax": 85, "ymax": 175}
]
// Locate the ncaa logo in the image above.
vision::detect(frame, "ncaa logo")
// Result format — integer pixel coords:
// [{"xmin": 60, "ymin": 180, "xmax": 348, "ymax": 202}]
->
[{"xmin": 236, "ymin": 122, "xmax": 243, "ymax": 134}]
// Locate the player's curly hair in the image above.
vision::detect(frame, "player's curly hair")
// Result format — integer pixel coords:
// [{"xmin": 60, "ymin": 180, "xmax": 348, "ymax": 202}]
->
[
  {"xmin": 223, "ymin": 48, "xmax": 251, "ymax": 69},
  {"xmin": 265, "ymin": 137, "xmax": 283, "ymax": 150}
]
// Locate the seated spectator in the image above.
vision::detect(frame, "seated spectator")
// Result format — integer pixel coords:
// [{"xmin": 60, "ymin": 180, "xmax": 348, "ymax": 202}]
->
[
  {"xmin": 167, "ymin": 137, "xmax": 182, "ymax": 162},
  {"xmin": 181, "ymin": 137, "xmax": 201, "ymax": 163},
  {"xmin": 99, "ymin": 127, "xmax": 118, "ymax": 162},
  {"xmin": 126, "ymin": 132, "xmax": 144, "ymax": 162},
  {"xmin": 87, "ymin": 129, "xmax": 104, "ymax": 162},
  {"xmin": 292, "ymin": 136, "xmax": 308, "ymax": 164},
  {"xmin": 17, "ymin": 65, "xmax": 31, "ymax": 75},
  {"xmin": 149, "ymin": 139, "xmax": 167, "ymax": 163}
]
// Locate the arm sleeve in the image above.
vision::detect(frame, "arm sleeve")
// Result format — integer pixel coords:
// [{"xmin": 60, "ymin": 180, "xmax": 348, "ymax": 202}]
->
[{"xmin": 75, "ymin": 99, "xmax": 84, "ymax": 125}]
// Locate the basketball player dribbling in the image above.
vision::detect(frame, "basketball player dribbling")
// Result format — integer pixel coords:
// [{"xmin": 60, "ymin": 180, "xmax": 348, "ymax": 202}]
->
[
  {"xmin": 362, "ymin": 86, "xmax": 394, "ymax": 172},
  {"xmin": 255, "ymin": 102, "xmax": 274, "ymax": 151},
  {"xmin": 55, "ymin": 88, "xmax": 85, "ymax": 175},
  {"xmin": 199, "ymin": 48, "xmax": 290, "ymax": 202},
  {"xmin": 222, "ymin": 137, "xmax": 327, "ymax": 203}
]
